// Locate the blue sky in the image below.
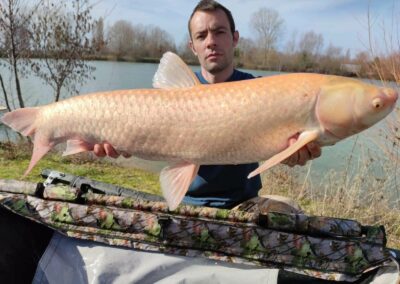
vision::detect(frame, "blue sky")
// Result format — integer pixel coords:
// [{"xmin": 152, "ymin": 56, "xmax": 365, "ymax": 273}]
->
[{"xmin": 91, "ymin": 0, "xmax": 397, "ymax": 56}]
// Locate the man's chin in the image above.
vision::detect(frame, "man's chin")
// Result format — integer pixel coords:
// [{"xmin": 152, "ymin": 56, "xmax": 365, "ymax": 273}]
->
[{"xmin": 205, "ymin": 61, "xmax": 226, "ymax": 73}]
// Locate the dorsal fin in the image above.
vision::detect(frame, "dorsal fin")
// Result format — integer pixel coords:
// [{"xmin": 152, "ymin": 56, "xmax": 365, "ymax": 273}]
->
[{"xmin": 153, "ymin": 52, "xmax": 201, "ymax": 89}]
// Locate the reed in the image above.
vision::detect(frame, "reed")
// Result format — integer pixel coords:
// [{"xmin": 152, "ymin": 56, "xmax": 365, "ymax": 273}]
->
[{"xmin": 260, "ymin": 132, "xmax": 400, "ymax": 249}]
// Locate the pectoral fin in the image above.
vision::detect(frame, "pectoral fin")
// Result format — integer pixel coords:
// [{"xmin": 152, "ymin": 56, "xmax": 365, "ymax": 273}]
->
[
  {"xmin": 248, "ymin": 130, "xmax": 320, "ymax": 178},
  {"xmin": 160, "ymin": 162, "xmax": 200, "ymax": 210}
]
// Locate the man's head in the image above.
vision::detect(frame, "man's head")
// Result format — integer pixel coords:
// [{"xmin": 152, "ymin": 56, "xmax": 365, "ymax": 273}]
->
[
  {"xmin": 188, "ymin": 0, "xmax": 236, "ymax": 37},
  {"xmin": 188, "ymin": 0, "xmax": 239, "ymax": 76}
]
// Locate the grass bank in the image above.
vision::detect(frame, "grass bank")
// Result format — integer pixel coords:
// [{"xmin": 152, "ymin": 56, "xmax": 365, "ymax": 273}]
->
[
  {"xmin": 0, "ymin": 141, "xmax": 161, "ymax": 195},
  {"xmin": 0, "ymin": 139, "xmax": 399, "ymax": 249}
]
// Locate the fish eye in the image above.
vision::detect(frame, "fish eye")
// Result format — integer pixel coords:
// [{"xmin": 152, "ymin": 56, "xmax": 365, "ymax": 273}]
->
[{"xmin": 372, "ymin": 98, "xmax": 384, "ymax": 109}]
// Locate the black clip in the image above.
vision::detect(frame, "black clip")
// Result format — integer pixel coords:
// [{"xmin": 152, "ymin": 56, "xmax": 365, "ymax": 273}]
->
[{"xmin": 158, "ymin": 216, "xmax": 172, "ymax": 240}]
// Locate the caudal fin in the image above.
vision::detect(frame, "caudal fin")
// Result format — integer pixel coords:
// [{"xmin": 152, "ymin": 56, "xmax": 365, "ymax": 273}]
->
[
  {"xmin": 1, "ymin": 107, "xmax": 39, "ymax": 136},
  {"xmin": 1, "ymin": 107, "xmax": 52, "ymax": 176}
]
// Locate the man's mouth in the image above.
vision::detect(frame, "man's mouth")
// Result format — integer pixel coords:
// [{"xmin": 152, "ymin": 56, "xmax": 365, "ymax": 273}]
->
[{"xmin": 207, "ymin": 53, "xmax": 222, "ymax": 60}]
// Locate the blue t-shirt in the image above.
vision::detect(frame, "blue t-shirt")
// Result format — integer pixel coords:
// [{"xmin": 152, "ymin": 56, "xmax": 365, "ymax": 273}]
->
[{"xmin": 183, "ymin": 69, "xmax": 262, "ymax": 209}]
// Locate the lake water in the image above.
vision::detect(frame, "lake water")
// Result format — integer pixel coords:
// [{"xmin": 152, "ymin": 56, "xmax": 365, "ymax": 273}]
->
[{"xmin": 0, "ymin": 60, "xmax": 399, "ymax": 199}]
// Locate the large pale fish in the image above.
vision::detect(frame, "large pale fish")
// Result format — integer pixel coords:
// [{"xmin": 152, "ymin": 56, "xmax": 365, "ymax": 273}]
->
[{"xmin": 1, "ymin": 52, "xmax": 398, "ymax": 210}]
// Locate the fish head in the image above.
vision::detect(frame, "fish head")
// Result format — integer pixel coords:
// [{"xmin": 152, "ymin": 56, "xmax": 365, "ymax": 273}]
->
[{"xmin": 317, "ymin": 77, "xmax": 398, "ymax": 140}]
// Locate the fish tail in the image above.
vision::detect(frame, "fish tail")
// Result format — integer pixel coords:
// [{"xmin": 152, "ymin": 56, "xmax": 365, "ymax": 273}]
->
[
  {"xmin": 1, "ymin": 107, "xmax": 39, "ymax": 136},
  {"xmin": 1, "ymin": 107, "xmax": 52, "ymax": 176}
]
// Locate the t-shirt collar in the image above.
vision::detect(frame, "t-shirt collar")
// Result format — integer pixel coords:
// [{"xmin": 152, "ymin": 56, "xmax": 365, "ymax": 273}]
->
[{"xmin": 196, "ymin": 70, "xmax": 238, "ymax": 84}]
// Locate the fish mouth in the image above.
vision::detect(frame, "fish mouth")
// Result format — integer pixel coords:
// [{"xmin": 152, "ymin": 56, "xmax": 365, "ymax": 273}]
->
[{"xmin": 382, "ymin": 87, "xmax": 398, "ymax": 104}]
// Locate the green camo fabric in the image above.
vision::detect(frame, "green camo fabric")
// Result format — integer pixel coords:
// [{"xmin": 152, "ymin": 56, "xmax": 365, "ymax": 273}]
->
[{"xmin": 0, "ymin": 178, "xmax": 392, "ymax": 281}]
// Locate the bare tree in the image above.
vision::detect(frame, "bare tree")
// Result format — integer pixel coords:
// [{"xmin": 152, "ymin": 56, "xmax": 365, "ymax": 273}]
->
[
  {"xmin": 236, "ymin": 37, "xmax": 257, "ymax": 67},
  {"xmin": 31, "ymin": 0, "xmax": 94, "ymax": 102},
  {"xmin": 296, "ymin": 31, "xmax": 324, "ymax": 71},
  {"xmin": 353, "ymin": 51, "xmax": 371, "ymax": 77},
  {"xmin": 145, "ymin": 25, "xmax": 176, "ymax": 59},
  {"xmin": 0, "ymin": 0, "xmax": 40, "ymax": 109},
  {"xmin": 298, "ymin": 31, "xmax": 324, "ymax": 58},
  {"xmin": 107, "ymin": 20, "xmax": 135, "ymax": 58},
  {"xmin": 280, "ymin": 31, "xmax": 299, "ymax": 71},
  {"xmin": 250, "ymin": 8, "xmax": 284, "ymax": 67},
  {"xmin": 177, "ymin": 33, "xmax": 197, "ymax": 63},
  {"xmin": 319, "ymin": 43, "xmax": 343, "ymax": 74},
  {"xmin": 284, "ymin": 31, "xmax": 298, "ymax": 55},
  {"xmin": 107, "ymin": 22, "xmax": 175, "ymax": 60},
  {"xmin": 131, "ymin": 24, "xmax": 149, "ymax": 58},
  {"xmin": 324, "ymin": 44, "xmax": 343, "ymax": 58},
  {"xmin": 0, "ymin": 74, "xmax": 11, "ymax": 110},
  {"xmin": 92, "ymin": 17, "xmax": 105, "ymax": 54}
]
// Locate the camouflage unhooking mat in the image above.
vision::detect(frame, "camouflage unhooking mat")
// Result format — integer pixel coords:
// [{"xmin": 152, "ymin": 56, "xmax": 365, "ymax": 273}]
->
[{"xmin": 0, "ymin": 169, "xmax": 399, "ymax": 283}]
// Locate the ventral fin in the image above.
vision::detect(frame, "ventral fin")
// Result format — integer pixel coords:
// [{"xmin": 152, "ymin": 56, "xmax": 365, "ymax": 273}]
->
[
  {"xmin": 160, "ymin": 162, "xmax": 200, "ymax": 210},
  {"xmin": 62, "ymin": 139, "xmax": 94, "ymax": 156},
  {"xmin": 248, "ymin": 130, "xmax": 320, "ymax": 179},
  {"xmin": 153, "ymin": 52, "xmax": 201, "ymax": 89}
]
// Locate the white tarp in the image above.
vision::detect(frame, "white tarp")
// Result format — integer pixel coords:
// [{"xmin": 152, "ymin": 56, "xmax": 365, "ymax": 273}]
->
[{"xmin": 33, "ymin": 233, "xmax": 279, "ymax": 284}]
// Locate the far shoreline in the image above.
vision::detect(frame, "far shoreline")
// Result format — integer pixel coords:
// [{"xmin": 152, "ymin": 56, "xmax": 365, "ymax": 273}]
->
[{"xmin": 0, "ymin": 55, "xmax": 367, "ymax": 79}]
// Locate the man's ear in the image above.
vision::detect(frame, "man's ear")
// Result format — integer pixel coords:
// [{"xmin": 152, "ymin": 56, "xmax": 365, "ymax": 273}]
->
[
  {"xmin": 189, "ymin": 40, "xmax": 197, "ymax": 56},
  {"xmin": 233, "ymin": 31, "xmax": 239, "ymax": 47}
]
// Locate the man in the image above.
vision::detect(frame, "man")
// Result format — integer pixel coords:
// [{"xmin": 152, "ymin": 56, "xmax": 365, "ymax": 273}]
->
[{"xmin": 94, "ymin": 0, "xmax": 321, "ymax": 210}]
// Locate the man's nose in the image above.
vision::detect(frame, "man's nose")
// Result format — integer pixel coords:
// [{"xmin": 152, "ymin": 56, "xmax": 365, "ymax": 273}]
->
[{"xmin": 206, "ymin": 33, "xmax": 217, "ymax": 48}]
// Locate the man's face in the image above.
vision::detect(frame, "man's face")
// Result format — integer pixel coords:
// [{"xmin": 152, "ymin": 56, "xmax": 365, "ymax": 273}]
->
[{"xmin": 189, "ymin": 9, "xmax": 239, "ymax": 74}]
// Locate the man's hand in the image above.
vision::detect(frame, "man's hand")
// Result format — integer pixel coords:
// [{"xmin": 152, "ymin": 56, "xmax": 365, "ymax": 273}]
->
[
  {"xmin": 281, "ymin": 138, "xmax": 321, "ymax": 167},
  {"xmin": 93, "ymin": 143, "xmax": 131, "ymax": 158}
]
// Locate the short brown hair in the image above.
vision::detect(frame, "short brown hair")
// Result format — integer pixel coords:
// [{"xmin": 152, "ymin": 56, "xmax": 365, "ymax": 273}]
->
[{"xmin": 188, "ymin": 0, "xmax": 236, "ymax": 38}]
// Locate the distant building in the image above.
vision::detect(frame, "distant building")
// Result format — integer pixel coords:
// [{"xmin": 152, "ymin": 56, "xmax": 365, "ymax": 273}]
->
[{"xmin": 340, "ymin": 64, "xmax": 361, "ymax": 75}]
